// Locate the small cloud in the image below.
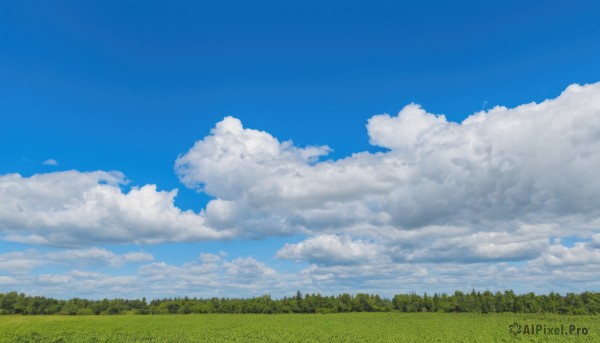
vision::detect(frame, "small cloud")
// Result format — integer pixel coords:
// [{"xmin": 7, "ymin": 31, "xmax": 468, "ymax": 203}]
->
[
  {"xmin": 4, "ymin": 234, "xmax": 49, "ymax": 245},
  {"xmin": 42, "ymin": 159, "xmax": 58, "ymax": 166},
  {"xmin": 0, "ymin": 276, "xmax": 18, "ymax": 285},
  {"xmin": 199, "ymin": 253, "xmax": 222, "ymax": 263},
  {"xmin": 277, "ymin": 235, "xmax": 381, "ymax": 265},
  {"xmin": 223, "ymin": 257, "xmax": 277, "ymax": 279},
  {"xmin": 123, "ymin": 251, "xmax": 155, "ymax": 263}
]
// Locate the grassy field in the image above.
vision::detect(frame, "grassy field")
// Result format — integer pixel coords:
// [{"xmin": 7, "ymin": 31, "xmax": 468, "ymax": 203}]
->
[{"xmin": 0, "ymin": 313, "xmax": 598, "ymax": 342}]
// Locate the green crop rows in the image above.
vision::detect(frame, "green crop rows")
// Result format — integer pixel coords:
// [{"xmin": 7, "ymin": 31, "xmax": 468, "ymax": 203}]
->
[{"xmin": 1, "ymin": 313, "xmax": 598, "ymax": 342}]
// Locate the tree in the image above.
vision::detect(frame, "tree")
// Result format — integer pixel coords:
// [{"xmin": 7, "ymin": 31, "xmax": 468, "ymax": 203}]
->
[
  {"xmin": 61, "ymin": 300, "xmax": 79, "ymax": 315},
  {"xmin": 1, "ymin": 291, "xmax": 18, "ymax": 314}
]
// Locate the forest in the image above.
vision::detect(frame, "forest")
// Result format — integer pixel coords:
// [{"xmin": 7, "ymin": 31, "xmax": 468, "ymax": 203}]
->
[{"xmin": 1, "ymin": 290, "xmax": 598, "ymax": 315}]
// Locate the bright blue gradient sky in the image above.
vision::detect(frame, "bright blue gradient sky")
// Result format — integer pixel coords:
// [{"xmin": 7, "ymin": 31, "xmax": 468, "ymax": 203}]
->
[{"xmin": 1, "ymin": 0, "xmax": 599, "ymax": 299}]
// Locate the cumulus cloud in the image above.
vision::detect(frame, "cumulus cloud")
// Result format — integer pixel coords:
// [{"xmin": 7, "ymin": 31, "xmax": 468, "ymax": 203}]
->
[
  {"xmin": 47, "ymin": 248, "xmax": 154, "ymax": 267},
  {"xmin": 138, "ymin": 255, "xmax": 282, "ymax": 297},
  {"xmin": 47, "ymin": 248, "xmax": 125, "ymax": 267},
  {"xmin": 123, "ymin": 251, "xmax": 154, "ymax": 263},
  {"xmin": 175, "ymin": 82, "xmax": 600, "ymax": 265},
  {"xmin": 277, "ymin": 235, "xmax": 382, "ymax": 265},
  {"xmin": 0, "ymin": 248, "xmax": 155, "ymax": 275},
  {"xmin": 33, "ymin": 270, "xmax": 138, "ymax": 298},
  {"xmin": 4, "ymin": 252, "xmax": 288, "ymax": 298},
  {"xmin": 401, "ymin": 228, "xmax": 550, "ymax": 263},
  {"xmin": 0, "ymin": 170, "xmax": 228, "ymax": 245},
  {"xmin": 3, "ymin": 238, "xmax": 600, "ymax": 299},
  {"xmin": 223, "ymin": 256, "xmax": 277, "ymax": 280},
  {"xmin": 367, "ymin": 103, "xmax": 449, "ymax": 150},
  {"xmin": 2, "ymin": 82, "xmax": 599, "ymax": 275},
  {"xmin": 5, "ymin": 246, "xmax": 600, "ymax": 299},
  {"xmin": 0, "ymin": 250, "xmax": 46, "ymax": 274},
  {"xmin": 538, "ymin": 239, "xmax": 600, "ymax": 267}
]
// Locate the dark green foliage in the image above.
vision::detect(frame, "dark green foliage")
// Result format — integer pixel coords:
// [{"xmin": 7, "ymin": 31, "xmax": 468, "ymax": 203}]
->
[{"xmin": 0, "ymin": 290, "xmax": 598, "ymax": 315}]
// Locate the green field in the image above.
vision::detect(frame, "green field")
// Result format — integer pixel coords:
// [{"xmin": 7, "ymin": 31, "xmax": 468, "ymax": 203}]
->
[{"xmin": 0, "ymin": 313, "xmax": 598, "ymax": 342}]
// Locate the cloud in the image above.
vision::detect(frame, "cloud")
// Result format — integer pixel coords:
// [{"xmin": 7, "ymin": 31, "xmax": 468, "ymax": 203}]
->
[
  {"xmin": 401, "ymin": 227, "xmax": 549, "ymax": 263},
  {"xmin": 277, "ymin": 235, "xmax": 382, "ymax": 265},
  {"xmin": 175, "ymin": 116, "xmax": 331, "ymax": 202},
  {"xmin": 3, "ymin": 234, "xmax": 50, "ymax": 245},
  {"xmin": 0, "ymin": 276, "xmax": 18, "ymax": 285},
  {"xmin": 2, "ymin": 81, "xmax": 599, "ymax": 274},
  {"xmin": 0, "ymin": 247, "xmax": 160, "ymax": 297},
  {"xmin": 178, "ymin": 83, "xmax": 600, "ymax": 235},
  {"xmin": 0, "ymin": 170, "xmax": 229, "ymax": 245},
  {"xmin": 0, "ymin": 248, "xmax": 155, "ymax": 275},
  {"xmin": 123, "ymin": 251, "xmax": 154, "ymax": 263},
  {"xmin": 32, "ymin": 270, "xmax": 138, "ymax": 298},
  {"xmin": 0, "ymin": 250, "xmax": 46, "ymax": 274},
  {"xmin": 367, "ymin": 103, "xmax": 449, "ymax": 150},
  {"xmin": 42, "ymin": 159, "xmax": 58, "ymax": 166},
  {"xmin": 137, "ymin": 255, "xmax": 284, "ymax": 297},
  {"xmin": 174, "ymin": 82, "xmax": 600, "ymax": 265},
  {"xmin": 47, "ymin": 248, "xmax": 154, "ymax": 267},
  {"xmin": 590, "ymin": 233, "xmax": 600, "ymax": 249},
  {"xmin": 3, "ymin": 240, "xmax": 600, "ymax": 299},
  {"xmin": 537, "ymin": 239, "xmax": 600, "ymax": 267},
  {"xmin": 48, "ymin": 247, "xmax": 124, "ymax": 267},
  {"xmin": 199, "ymin": 252, "xmax": 222, "ymax": 263},
  {"xmin": 223, "ymin": 256, "xmax": 277, "ymax": 280},
  {"xmin": 278, "ymin": 228, "xmax": 550, "ymax": 266}
]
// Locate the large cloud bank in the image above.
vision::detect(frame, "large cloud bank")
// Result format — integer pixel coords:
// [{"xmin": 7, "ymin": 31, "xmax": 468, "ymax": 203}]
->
[
  {"xmin": 175, "ymin": 82, "xmax": 600, "ymax": 264},
  {"xmin": 1, "ymin": 82, "xmax": 599, "ymax": 267},
  {"xmin": 1, "ymin": 82, "xmax": 600, "ymax": 296}
]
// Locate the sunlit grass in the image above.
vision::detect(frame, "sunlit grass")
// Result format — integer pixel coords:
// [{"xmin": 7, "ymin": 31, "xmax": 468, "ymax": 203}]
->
[{"xmin": 0, "ymin": 312, "xmax": 598, "ymax": 342}]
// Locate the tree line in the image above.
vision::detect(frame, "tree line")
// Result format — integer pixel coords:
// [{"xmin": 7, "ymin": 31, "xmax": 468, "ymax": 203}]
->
[{"xmin": 0, "ymin": 290, "xmax": 598, "ymax": 315}]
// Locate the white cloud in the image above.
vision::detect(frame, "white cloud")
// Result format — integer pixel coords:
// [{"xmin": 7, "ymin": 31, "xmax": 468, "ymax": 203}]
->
[
  {"xmin": 0, "ymin": 250, "xmax": 46, "ymax": 274},
  {"xmin": 42, "ymin": 159, "xmax": 58, "ymax": 166},
  {"xmin": 123, "ymin": 251, "xmax": 154, "ymax": 263},
  {"xmin": 137, "ymin": 255, "xmax": 284, "ymax": 297},
  {"xmin": 48, "ymin": 247, "xmax": 124, "ymax": 267},
  {"xmin": 402, "ymin": 228, "xmax": 549, "ymax": 263},
  {"xmin": 36, "ymin": 274, "xmax": 73, "ymax": 285},
  {"xmin": 180, "ymin": 84, "xmax": 600, "ymax": 236},
  {"xmin": 174, "ymin": 82, "xmax": 600, "ymax": 265},
  {"xmin": 3, "ymin": 234, "xmax": 49, "ymax": 245},
  {"xmin": 538, "ymin": 239, "xmax": 600, "ymax": 267},
  {"xmin": 46, "ymin": 248, "xmax": 154, "ymax": 267},
  {"xmin": 175, "ymin": 116, "xmax": 331, "ymax": 198},
  {"xmin": 3, "ymin": 241, "xmax": 600, "ymax": 299},
  {"xmin": 0, "ymin": 276, "xmax": 18, "ymax": 285},
  {"xmin": 0, "ymin": 170, "xmax": 229, "ymax": 245},
  {"xmin": 0, "ymin": 248, "xmax": 155, "ymax": 279},
  {"xmin": 34, "ymin": 270, "xmax": 139, "ymax": 298},
  {"xmin": 223, "ymin": 257, "xmax": 277, "ymax": 280},
  {"xmin": 277, "ymin": 235, "xmax": 382, "ymax": 265},
  {"xmin": 367, "ymin": 103, "xmax": 449, "ymax": 150},
  {"xmin": 199, "ymin": 252, "xmax": 222, "ymax": 263},
  {"xmin": 2, "ymin": 82, "xmax": 599, "ymax": 279}
]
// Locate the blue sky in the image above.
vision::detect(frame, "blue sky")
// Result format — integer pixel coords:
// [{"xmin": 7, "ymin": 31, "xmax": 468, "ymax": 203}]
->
[{"xmin": 1, "ymin": 0, "xmax": 599, "ymax": 299}]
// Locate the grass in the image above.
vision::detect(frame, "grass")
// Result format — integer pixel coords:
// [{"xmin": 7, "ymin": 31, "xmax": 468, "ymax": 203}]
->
[{"xmin": 0, "ymin": 312, "xmax": 598, "ymax": 342}]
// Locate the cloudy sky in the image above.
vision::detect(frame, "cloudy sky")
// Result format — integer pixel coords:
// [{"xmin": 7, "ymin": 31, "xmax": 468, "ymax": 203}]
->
[{"xmin": 1, "ymin": 0, "xmax": 599, "ymax": 299}]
